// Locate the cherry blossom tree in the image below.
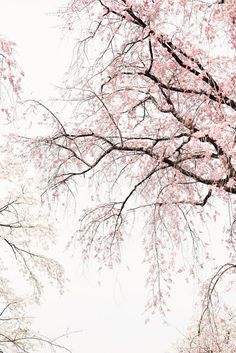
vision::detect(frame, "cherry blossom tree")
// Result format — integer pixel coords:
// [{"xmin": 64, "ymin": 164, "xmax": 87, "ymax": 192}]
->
[
  {"xmin": 25, "ymin": 0, "xmax": 236, "ymax": 327},
  {"xmin": 0, "ymin": 37, "xmax": 22, "ymax": 115},
  {"xmin": 0, "ymin": 37, "xmax": 70, "ymax": 353},
  {"xmin": 175, "ymin": 311, "xmax": 236, "ymax": 353},
  {"xmin": 0, "ymin": 299, "xmax": 71, "ymax": 353}
]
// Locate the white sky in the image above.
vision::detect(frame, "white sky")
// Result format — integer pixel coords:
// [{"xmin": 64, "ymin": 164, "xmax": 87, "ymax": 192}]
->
[
  {"xmin": 0, "ymin": 0, "xmax": 70, "ymax": 99},
  {"xmin": 0, "ymin": 1, "xmax": 229, "ymax": 353}
]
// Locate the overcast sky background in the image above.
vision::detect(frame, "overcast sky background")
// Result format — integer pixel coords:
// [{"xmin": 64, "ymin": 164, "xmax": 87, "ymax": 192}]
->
[{"xmin": 0, "ymin": 1, "xmax": 229, "ymax": 353}]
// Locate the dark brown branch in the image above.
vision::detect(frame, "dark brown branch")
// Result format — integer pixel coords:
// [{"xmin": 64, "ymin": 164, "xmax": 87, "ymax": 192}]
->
[{"xmin": 110, "ymin": 2, "xmax": 236, "ymax": 111}]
